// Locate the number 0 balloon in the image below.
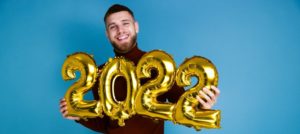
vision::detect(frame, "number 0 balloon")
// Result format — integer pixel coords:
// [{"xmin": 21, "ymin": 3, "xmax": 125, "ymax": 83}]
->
[{"xmin": 99, "ymin": 57, "xmax": 138, "ymax": 126}]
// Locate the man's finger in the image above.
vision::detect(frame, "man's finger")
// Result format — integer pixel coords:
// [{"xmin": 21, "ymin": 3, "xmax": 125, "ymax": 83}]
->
[
  {"xmin": 211, "ymin": 86, "xmax": 220, "ymax": 97},
  {"xmin": 199, "ymin": 90, "xmax": 212, "ymax": 104},
  {"xmin": 203, "ymin": 87, "xmax": 216, "ymax": 102},
  {"xmin": 60, "ymin": 105, "xmax": 68, "ymax": 114},
  {"xmin": 62, "ymin": 110, "xmax": 69, "ymax": 117},
  {"xmin": 60, "ymin": 101, "xmax": 67, "ymax": 108},
  {"xmin": 60, "ymin": 98, "xmax": 65, "ymax": 103},
  {"xmin": 67, "ymin": 116, "xmax": 80, "ymax": 120},
  {"xmin": 196, "ymin": 95, "xmax": 210, "ymax": 109}
]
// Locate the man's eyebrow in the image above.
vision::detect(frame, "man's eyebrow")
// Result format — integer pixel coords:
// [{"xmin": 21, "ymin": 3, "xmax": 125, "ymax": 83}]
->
[
  {"xmin": 107, "ymin": 22, "xmax": 116, "ymax": 28},
  {"xmin": 122, "ymin": 19, "xmax": 131, "ymax": 22}
]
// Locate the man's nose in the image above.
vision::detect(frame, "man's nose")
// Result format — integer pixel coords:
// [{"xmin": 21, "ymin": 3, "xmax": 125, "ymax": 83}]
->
[{"xmin": 117, "ymin": 26, "xmax": 125, "ymax": 34}]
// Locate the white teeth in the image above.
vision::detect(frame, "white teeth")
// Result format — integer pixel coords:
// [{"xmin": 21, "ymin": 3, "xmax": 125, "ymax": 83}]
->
[{"xmin": 117, "ymin": 35, "xmax": 128, "ymax": 40}]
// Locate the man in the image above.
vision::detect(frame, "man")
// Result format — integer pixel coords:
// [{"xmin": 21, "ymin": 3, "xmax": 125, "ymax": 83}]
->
[{"xmin": 60, "ymin": 4, "xmax": 220, "ymax": 134}]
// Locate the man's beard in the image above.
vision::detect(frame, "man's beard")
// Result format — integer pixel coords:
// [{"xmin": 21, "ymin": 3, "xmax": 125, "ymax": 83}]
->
[{"xmin": 111, "ymin": 34, "xmax": 137, "ymax": 53}]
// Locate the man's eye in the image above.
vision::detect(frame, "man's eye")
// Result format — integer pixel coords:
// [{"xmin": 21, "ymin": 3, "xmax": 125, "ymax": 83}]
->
[
  {"xmin": 109, "ymin": 26, "xmax": 116, "ymax": 30},
  {"xmin": 123, "ymin": 23, "xmax": 130, "ymax": 26}
]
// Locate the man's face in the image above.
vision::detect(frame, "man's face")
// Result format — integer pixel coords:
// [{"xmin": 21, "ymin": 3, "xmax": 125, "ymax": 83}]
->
[{"xmin": 105, "ymin": 11, "xmax": 139, "ymax": 53}]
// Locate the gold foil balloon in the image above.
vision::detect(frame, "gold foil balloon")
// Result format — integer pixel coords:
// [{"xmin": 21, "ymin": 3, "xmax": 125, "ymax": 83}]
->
[
  {"xmin": 61, "ymin": 52, "xmax": 102, "ymax": 118},
  {"xmin": 135, "ymin": 50, "xmax": 176, "ymax": 120},
  {"xmin": 99, "ymin": 57, "xmax": 138, "ymax": 126},
  {"xmin": 173, "ymin": 56, "xmax": 220, "ymax": 130}
]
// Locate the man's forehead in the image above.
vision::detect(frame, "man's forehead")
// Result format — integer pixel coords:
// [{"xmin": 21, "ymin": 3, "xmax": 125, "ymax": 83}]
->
[{"xmin": 106, "ymin": 11, "xmax": 134, "ymax": 23}]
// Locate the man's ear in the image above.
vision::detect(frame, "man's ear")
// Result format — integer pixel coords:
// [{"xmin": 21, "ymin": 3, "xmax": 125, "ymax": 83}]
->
[{"xmin": 134, "ymin": 21, "xmax": 139, "ymax": 33}]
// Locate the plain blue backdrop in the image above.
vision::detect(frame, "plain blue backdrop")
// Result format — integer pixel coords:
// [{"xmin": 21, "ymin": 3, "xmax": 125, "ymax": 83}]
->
[{"xmin": 1, "ymin": 0, "xmax": 300, "ymax": 133}]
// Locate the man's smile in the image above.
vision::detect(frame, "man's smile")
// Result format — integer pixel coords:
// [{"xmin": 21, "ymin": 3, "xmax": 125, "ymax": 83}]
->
[{"xmin": 117, "ymin": 34, "xmax": 129, "ymax": 41}]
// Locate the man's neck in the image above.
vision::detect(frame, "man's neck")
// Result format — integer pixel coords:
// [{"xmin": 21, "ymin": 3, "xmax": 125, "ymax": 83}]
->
[
  {"xmin": 113, "ymin": 43, "xmax": 145, "ymax": 65},
  {"xmin": 114, "ymin": 43, "xmax": 137, "ymax": 54}
]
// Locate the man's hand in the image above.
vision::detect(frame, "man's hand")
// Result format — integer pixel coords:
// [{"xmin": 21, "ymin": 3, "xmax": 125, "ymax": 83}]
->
[
  {"xmin": 59, "ymin": 98, "xmax": 80, "ymax": 120},
  {"xmin": 196, "ymin": 86, "xmax": 220, "ymax": 109}
]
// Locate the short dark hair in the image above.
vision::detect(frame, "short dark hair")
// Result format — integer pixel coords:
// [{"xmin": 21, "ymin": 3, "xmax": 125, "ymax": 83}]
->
[{"xmin": 104, "ymin": 4, "xmax": 134, "ymax": 23}]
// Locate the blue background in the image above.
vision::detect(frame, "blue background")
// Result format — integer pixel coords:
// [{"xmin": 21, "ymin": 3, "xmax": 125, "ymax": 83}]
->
[{"xmin": 1, "ymin": 0, "xmax": 300, "ymax": 133}]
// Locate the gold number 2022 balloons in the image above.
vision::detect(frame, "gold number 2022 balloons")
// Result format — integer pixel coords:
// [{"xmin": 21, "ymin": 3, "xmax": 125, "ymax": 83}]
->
[
  {"xmin": 61, "ymin": 51, "xmax": 221, "ymax": 130},
  {"xmin": 61, "ymin": 52, "xmax": 102, "ymax": 118}
]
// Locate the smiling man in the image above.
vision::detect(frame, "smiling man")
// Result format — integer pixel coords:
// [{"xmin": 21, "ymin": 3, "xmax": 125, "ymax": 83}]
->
[
  {"xmin": 59, "ymin": 4, "xmax": 220, "ymax": 134},
  {"xmin": 105, "ymin": 9, "xmax": 139, "ymax": 54}
]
